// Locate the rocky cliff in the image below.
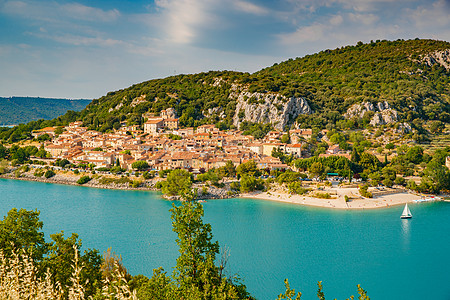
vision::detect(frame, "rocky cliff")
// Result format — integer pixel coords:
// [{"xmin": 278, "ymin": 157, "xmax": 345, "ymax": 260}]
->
[
  {"xmin": 344, "ymin": 101, "xmax": 399, "ymax": 126},
  {"xmin": 231, "ymin": 92, "xmax": 312, "ymax": 131},
  {"xmin": 421, "ymin": 49, "xmax": 450, "ymax": 70}
]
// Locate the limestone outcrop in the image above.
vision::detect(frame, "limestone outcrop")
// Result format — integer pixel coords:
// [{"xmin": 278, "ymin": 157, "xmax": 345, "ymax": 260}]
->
[
  {"xmin": 369, "ymin": 109, "xmax": 398, "ymax": 126},
  {"xmin": 203, "ymin": 107, "xmax": 226, "ymax": 119},
  {"xmin": 232, "ymin": 92, "xmax": 312, "ymax": 130},
  {"xmin": 344, "ymin": 101, "xmax": 399, "ymax": 126},
  {"xmin": 421, "ymin": 49, "xmax": 450, "ymax": 71},
  {"xmin": 163, "ymin": 107, "xmax": 177, "ymax": 119}
]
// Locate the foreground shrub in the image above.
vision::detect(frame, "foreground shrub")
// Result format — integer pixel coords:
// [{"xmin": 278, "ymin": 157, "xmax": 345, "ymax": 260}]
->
[
  {"xmin": 0, "ymin": 245, "xmax": 136, "ymax": 300},
  {"xmin": 0, "ymin": 198, "xmax": 371, "ymax": 299},
  {"xmin": 0, "ymin": 247, "xmax": 64, "ymax": 299}
]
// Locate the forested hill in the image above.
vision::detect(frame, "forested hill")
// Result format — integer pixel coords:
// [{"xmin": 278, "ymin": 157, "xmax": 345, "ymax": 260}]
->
[
  {"xmin": 255, "ymin": 39, "xmax": 450, "ymax": 125},
  {"xmin": 1, "ymin": 39, "xmax": 449, "ymax": 142},
  {"xmin": 0, "ymin": 97, "xmax": 91, "ymax": 125}
]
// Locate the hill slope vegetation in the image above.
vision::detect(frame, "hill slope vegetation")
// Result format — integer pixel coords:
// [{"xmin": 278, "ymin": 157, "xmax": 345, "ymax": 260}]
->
[{"xmin": 1, "ymin": 39, "xmax": 449, "ymax": 142}]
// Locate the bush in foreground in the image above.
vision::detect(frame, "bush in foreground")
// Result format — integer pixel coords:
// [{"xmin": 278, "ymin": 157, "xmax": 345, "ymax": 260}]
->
[{"xmin": 0, "ymin": 194, "xmax": 371, "ymax": 299}]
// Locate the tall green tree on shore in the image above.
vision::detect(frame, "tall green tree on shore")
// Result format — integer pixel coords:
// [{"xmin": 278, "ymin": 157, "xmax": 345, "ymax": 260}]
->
[
  {"xmin": 169, "ymin": 191, "xmax": 252, "ymax": 299},
  {"xmin": 236, "ymin": 160, "xmax": 260, "ymax": 178},
  {"xmin": 160, "ymin": 169, "xmax": 193, "ymax": 196},
  {"xmin": 171, "ymin": 192, "xmax": 219, "ymax": 288}
]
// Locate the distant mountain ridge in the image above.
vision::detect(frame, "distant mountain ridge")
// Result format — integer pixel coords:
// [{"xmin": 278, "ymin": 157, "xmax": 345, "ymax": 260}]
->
[{"xmin": 0, "ymin": 97, "xmax": 91, "ymax": 125}]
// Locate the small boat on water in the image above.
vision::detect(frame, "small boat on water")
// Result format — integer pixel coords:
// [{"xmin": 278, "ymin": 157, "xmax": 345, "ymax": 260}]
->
[{"xmin": 400, "ymin": 203, "xmax": 412, "ymax": 219}]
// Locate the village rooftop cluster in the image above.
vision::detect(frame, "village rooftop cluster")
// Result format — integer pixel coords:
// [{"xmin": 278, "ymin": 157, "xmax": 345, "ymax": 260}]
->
[{"xmin": 32, "ymin": 109, "xmax": 351, "ymax": 172}]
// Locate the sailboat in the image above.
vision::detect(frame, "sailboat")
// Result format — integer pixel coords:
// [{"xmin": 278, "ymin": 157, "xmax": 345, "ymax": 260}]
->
[{"xmin": 400, "ymin": 203, "xmax": 412, "ymax": 219}]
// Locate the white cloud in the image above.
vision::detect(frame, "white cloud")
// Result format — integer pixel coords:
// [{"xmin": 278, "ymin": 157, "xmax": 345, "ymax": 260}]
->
[
  {"xmin": 286, "ymin": 0, "xmax": 416, "ymax": 13},
  {"xmin": 329, "ymin": 15, "xmax": 343, "ymax": 26},
  {"xmin": 45, "ymin": 34, "xmax": 123, "ymax": 47},
  {"xmin": 277, "ymin": 8, "xmax": 401, "ymax": 51},
  {"xmin": 279, "ymin": 23, "xmax": 326, "ymax": 44},
  {"xmin": 233, "ymin": 0, "xmax": 269, "ymax": 15},
  {"xmin": 408, "ymin": 0, "xmax": 450, "ymax": 29},
  {"xmin": 61, "ymin": 3, "xmax": 120, "ymax": 22},
  {"xmin": 348, "ymin": 13, "xmax": 378, "ymax": 25},
  {"xmin": 1, "ymin": 0, "xmax": 120, "ymax": 23},
  {"xmin": 336, "ymin": 0, "xmax": 399, "ymax": 12},
  {"xmin": 154, "ymin": 0, "xmax": 217, "ymax": 44}
]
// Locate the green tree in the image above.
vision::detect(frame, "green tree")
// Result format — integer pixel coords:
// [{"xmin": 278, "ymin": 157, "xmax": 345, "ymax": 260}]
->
[
  {"xmin": 382, "ymin": 167, "xmax": 396, "ymax": 181},
  {"xmin": 236, "ymin": 160, "xmax": 261, "ymax": 178},
  {"xmin": 132, "ymin": 160, "xmax": 150, "ymax": 170},
  {"xmin": 281, "ymin": 133, "xmax": 290, "ymax": 144},
  {"xmin": 359, "ymin": 152, "xmax": 381, "ymax": 172},
  {"xmin": 385, "ymin": 143, "xmax": 395, "ymax": 150},
  {"xmin": 288, "ymin": 182, "xmax": 307, "ymax": 195},
  {"xmin": 240, "ymin": 175, "xmax": 264, "ymax": 193},
  {"xmin": 170, "ymin": 196, "xmax": 219, "ymax": 288},
  {"xmin": 368, "ymin": 172, "xmax": 381, "ymax": 186},
  {"xmin": 0, "ymin": 159, "xmax": 8, "ymax": 174},
  {"xmin": 35, "ymin": 145, "xmax": 48, "ymax": 158},
  {"xmin": 351, "ymin": 148, "xmax": 360, "ymax": 163},
  {"xmin": 161, "ymin": 169, "xmax": 193, "ymax": 196},
  {"xmin": 223, "ymin": 160, "xmax": 236, "ymax": 177},
  {"xmin": 421, "ymin": 160, "xmax": 449, "ymax": 193},
  {"xmin": 37, "ymin": 133, "xmax": 51, "ymax": 141},
  {"xmin": 429, "ymin": 120, "xmax": 445, "ymax": 134},
  {"xmin": 54, "ymin": 127, "xmax": 64, "ymax": 135},
  {"xmin": 55, "ymin": 158, "xmax": 70, "ymax": 168},
  {"xmin": 382, "ymin": 178, "xmax": 393, "ymax": 187},
  {"xmin": 10, "ymin": 146, "xmax": 29, "ymax": 164},
  {"xmin": 42, "ymin": 231, "xmax": 102, "ymax": 297},
  {"xmin": 0, "ymin": 208, "xmax": 48, "ymax": 263},
  {"xmin": 168, "ymin": 191, "xmax": 251, "ymax": 298},
  {"xmin": 77, "ymin": 175, "xmax": 91, "ymax": 185},
  {"xmin": 277, "ymin": 171, "xmax": 302, "ymax": 184},
  {"xmin": 359, "ymin": 184, "xmax": 373, "ymax": 198},
  {"xmin": 0, "ymin": 144, "xmax": 7, "ymax": 159},
  {"xmin": 406, "ymin": 146, "xmax": 424, "ymax": 164},
  {"xmin": 45, "ymin": 169, "xmax": 56, "ymax": 178},
  {"xmin": 394, "ymin": 176, "xmax": 406, "ymax": 186},
  {"xmin": 308, "ymin": 162, "xmax": 324, "ymax": 178}
]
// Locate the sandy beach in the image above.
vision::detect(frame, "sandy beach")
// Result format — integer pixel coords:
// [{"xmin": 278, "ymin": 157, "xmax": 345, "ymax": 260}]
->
[{"xmin": 242, "ymin": 186, "xmax": 425, "ymax": 209}]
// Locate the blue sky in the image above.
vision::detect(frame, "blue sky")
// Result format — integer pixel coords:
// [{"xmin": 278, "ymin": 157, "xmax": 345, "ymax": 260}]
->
[{"xmin": 1, "ymin": 0, "xmax": 449, "ymax": 99}]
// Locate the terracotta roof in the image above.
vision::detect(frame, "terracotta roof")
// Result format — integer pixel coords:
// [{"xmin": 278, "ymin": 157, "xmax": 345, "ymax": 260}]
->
[{"xmin": 145, "ymin": 118, "xmax": 164, "ymax": 124}]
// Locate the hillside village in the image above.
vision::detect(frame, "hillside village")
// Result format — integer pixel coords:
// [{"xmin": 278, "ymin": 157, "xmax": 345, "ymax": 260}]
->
[{"xmin": 34, "ymin": 108, "xmax": 349, "ymax": 173}]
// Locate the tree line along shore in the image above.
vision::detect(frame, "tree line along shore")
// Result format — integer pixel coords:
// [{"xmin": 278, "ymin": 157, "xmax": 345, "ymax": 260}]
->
[{"xmin": 0, "ymin": 145, "xmax": 448, "ymax": 209}]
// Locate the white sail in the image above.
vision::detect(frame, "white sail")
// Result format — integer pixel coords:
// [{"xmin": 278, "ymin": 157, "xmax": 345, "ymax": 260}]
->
[{"xmin": 401, "ymin": 203, "xmax": 412, "ymax": 218}]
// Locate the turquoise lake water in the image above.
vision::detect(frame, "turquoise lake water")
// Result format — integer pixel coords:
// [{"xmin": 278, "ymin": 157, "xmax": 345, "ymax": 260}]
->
[{"xmin": 1, "ymin": 178, "xmax": 449, "ymax": 299}]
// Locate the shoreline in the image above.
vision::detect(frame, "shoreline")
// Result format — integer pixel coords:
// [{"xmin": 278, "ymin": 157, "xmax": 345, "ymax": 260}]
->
[
  {"xmin": 241, "ymin": 187, "xmax": 432, "ymax": 210},
  {"xmin": 1, "ymin": 173, "xmax": 444, "ymax": 209},
  {"xmin": 0, "ymin": 173, "xmax": 159, "ymax": 192}
]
